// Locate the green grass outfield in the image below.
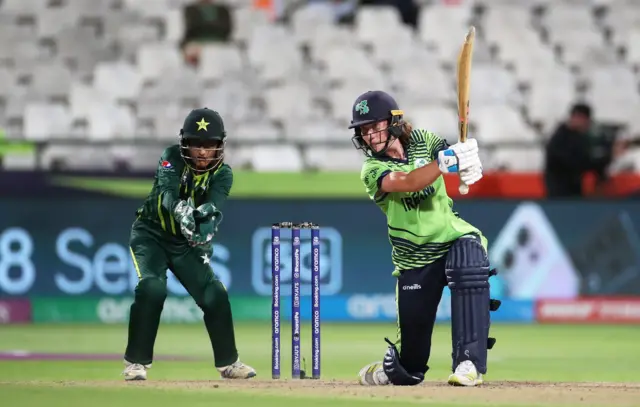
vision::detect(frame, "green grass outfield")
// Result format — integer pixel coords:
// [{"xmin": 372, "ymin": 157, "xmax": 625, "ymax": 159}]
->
[{"xmin": 1, "ymin": 323, "xmax": 639, "ymax": 406}]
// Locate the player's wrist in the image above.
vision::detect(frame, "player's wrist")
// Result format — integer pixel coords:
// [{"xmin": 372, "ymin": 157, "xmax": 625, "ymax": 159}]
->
[{"xmin": 437, "ymin": 150, "xmax": 459, "ymax": 173}]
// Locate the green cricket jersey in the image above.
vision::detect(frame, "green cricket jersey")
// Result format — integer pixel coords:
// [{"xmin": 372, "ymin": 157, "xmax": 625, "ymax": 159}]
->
[
  {"xmin": 360, "ymin": 129, "xmax": 484, "ymax": 276},
  {"xmin": 135, "ymin": 145, "xmax": 233, "ymax": 241}
]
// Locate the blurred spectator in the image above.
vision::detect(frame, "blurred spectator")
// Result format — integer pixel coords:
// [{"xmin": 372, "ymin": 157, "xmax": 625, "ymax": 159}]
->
[
  {"xmin": 544, "ymin": 103, "xmax": 627, "ymax": 198},
  {"xmin": 277, "ymin": 0, "xmax": 357, "ymax": 25},
  {"xmin": 322, "ymin": 0, "xmax": 357, "ymax": 25},
  {"xmin": 181, "ymin": 0, "xmax": 233, "ymax": 67},
  {"xmin": 359, "ymin": 0, "xmax": 419, "ymax": 28}
]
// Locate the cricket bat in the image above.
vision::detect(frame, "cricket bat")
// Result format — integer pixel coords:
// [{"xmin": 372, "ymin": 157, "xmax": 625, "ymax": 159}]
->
[{"xmin": 456, "ymin": 26, "xmax": 475, "ymax": 195}]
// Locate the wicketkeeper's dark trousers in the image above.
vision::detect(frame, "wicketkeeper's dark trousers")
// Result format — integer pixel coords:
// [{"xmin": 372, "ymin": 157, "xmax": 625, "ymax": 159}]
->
[{"xmin": 124, "ymin": 219, "xmax": 238, "ymax": 367}]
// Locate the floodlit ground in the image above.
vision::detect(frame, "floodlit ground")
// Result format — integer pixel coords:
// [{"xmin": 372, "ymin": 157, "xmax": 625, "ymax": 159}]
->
[{"xmin": 1, "ymin": 323, "xmax": 639, "ymax": 407}]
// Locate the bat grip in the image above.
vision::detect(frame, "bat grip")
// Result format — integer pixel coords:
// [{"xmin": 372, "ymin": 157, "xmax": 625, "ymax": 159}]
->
[
  {"xmin": 458, "ymin": 180, "xmax": 469, "ymax": 195},
  {"xmin": 457, "ymin": 137, "xmax": 470, "ymax": 195}
]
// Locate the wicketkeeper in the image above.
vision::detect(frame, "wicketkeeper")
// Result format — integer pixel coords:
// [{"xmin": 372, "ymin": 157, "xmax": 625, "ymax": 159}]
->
[
  {"xmin": 122, "ymin": 108, "xmax": 256, "ymax": 381},
  {"xmin": 350, "ymin": 91, "xmax": 501, "ymax": 387}
]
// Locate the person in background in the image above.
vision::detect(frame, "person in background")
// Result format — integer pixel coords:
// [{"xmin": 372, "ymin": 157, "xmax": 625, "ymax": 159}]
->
[
  {"xmin": 358, "ymin": 0, "xmax": 419, "ymax": 28},
  {"xmin": 274, "ymin": 0, "xmax": 357, "ymax": 25},
  {"xmin": 181, "ymin": 0, "xmax": 233, "ymax": 67},
  {"xmin": 544, "ymin": 103, "xmax": 626, "ymax": 198}
]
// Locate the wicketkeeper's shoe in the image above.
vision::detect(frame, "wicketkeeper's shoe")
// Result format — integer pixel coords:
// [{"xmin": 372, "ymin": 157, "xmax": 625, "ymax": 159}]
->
[
  {"xmin": 217, "ymin": 360, "xmax": 256, "ymax": 379},
  {"xmin": 122, "ymin": 360, "xmax": 150, "ymax": 381},
  {"xmin": 447, "ymin": 360, "xmax": 484, "ymax": 387},
  {"xmin": 358, "ymin": 361, "xmax": 390, "ymax": 386}
]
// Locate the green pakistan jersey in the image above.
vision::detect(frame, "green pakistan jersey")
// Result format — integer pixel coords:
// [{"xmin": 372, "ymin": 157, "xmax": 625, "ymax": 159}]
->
[
  {"xmin": 360, "ymin": 129, "xmax": 485, "ymax": 276},
  {"xmin": 135, "ymin": 145, "xmax": 233, "ymax": 242}
]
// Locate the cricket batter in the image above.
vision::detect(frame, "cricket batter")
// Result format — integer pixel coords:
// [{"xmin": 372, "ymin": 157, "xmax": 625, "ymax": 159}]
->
[
  {"xmin": 122, "ymin": 108, "xmax": 256, "ymax": 381},
  {"xmin": 351, "ymin": 91, "xmax": 500, "ymax": 387}
]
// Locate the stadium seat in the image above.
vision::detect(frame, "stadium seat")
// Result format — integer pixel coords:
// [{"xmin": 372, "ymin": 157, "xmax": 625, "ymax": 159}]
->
[
  {"xmin": 224, "ymin": 144, "xmax": 254, "ymax": 169},
  {"xmin": 263, "ymin": 83, "xmax": 316, "ymax": 125},
  {"xmin": 406, "ymin": 104, "xmax": 459, "ymax": 145},
  {"xmin": 0, "ymin": 68, "xmax": 19, "ymax": 100},
  {"xmin": 197, "ymin": 44, "xmax": 245, "ymax": 83},
  {"xmin": 250, "ymin": 144, "xmax": 304, "ymax": 171},
  {"xmin": 284, "ymin": 119, "xmax": 347, "ymax": 144},
  {"xmin": 291, "ymin": 3, "xmax": 338, "ymax": 46},
  {"xmin": 1, "ymin": 0, "xmax": 48, "ymax": 15},
  {"xmin": 93, "ymin": 62, "xmax": 142, "ymax": 101},
  {"xmin": 136, "ymin": 43, "xmax": 184, "ymax": 83},
  {"xmin": 231, "ymin": 7, "xmax": 271, "ymax": 44},
  {"xmin": 303, "ymin": 146, "xmax": 364, "ymax": 171},
  {"xmin": 355, "ymin": 6, "xmax": 404, "ymax": 46},
  {"xmin": 609, "ymin": 147, "xmax": 640, "ymax": 173},
  {"xmin": 472, "ymin": 105, "xmax": 539, "ymax": 144},
  {"xmin": 526, "ymin": 66, "xmax": 578, "ymax": 135},
  {"xmin": 491, "ymin": 146, "xmax": 544, "ymax": 171},
  {"xmin": 328, "ymin": 85, "xmax": 367, "ymax": 126},
  {"xmin": 86, "ymin": 103, "xmax": 136, "ymax": 141},
  {"xmin": 27, "ymin": 63, "xmax": 73, "ymax": 100},
  {"xmin": 392, "ymin": 66, "xmax": 453, "ymax": 105},
  {"xmin": 322, "ymin": 46, "xmax": 386, "ymax": 88},
  {"xmin": 1, "ymin": 0, "xmax": 639, "ymax": 173},
  {"xmin": 36, "ymin": 8, "xmax": 80, "ymax": 38},
  {"xmin": 469, "ymin": 63, "xmax": 523, "ymax": 107},
  {"xmin": 199, "ymin": 79, "xmax": 257, "ymax": 123},
  {"xmin": 418, "ymin": 3, "xmax": 473, "ymax": 62},
  {"xmin": 234, "ymin": 121, "xmax": 282, "ymax": 143},
  {"xmin": 584, "ymin": 65, "xmax": 640, "ymax": 124},
  {"xmin": 23, "ymin": 103, "xmax": 72, "ymax": 141},
  {"xmin": 307, "ymin": 25, "xmax": 358, "ymax": 63},
  {"xmin": 369, "ymin": 24, "xmax": 418, "ymax": 68}
]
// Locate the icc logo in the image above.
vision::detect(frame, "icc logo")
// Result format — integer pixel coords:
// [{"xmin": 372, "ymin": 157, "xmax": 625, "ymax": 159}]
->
[{"xmin": 414, "ymin": 158, "xmax": 427, "ymax": 168}]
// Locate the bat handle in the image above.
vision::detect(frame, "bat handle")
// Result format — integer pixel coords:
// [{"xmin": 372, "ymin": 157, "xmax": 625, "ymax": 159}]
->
[
  {"xmin": 458, "ymin": 181, "xmax": 469, "ymax": 195},
  {"xmin": 457, "ymin": 139, "xmax": 469, "ymax": 195}
]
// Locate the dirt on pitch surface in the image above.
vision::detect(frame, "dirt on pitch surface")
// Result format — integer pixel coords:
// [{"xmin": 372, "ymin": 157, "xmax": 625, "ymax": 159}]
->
[{"xmin": 12, "ymin": 379, "xmax": 640, "ymax": 406}]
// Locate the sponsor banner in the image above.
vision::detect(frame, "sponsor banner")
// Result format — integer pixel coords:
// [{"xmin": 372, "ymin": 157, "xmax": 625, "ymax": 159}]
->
[
  {"xmin": 3, "ymin": 198, "xmax": 640, "ymax": 299},
  {"xmin": 0, "ymin": 298, "xmax": 31, "ymax": 323},
  {"xmin": 96, "ymin": 297, "xmax": 203, "ymax": 324},
  {"xmin": 31, "ymin": 296, "xmax": 273, "ymax": 323},
  {"xmin": 29, "ymin": 294, "xmax": 534, "ymax": 323},
  {"xmin": 536, "ymin": 298, "xmax": 640, "ymax": 323},
  {"xmin": 341, "ymin": 293, "xmax": 534, "ymax": 323},
  {"xmin": 32, "ymin": 297, "xmax": 102, "ymax": 323}
]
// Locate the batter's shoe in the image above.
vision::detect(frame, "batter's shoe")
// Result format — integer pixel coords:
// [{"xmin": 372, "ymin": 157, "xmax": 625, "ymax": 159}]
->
[
  {"xmin": 218, "ymin": 360, "xmax": 256, "ymax": 379},
  {"xmin": 123, "ymin": 360, "xmax": 150, "ymax": 381},
  {"xmin": 447, "ymin": 360, "xmax": 484, "ymax": 387},
  {"xmin": 358, "ymin": 361, "xmax": 390, "ymax": 386}
]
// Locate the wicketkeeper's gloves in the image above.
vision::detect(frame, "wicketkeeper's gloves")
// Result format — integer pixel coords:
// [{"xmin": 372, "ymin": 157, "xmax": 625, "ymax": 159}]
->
[
  {"xmin": 194, "ymin": 203, "xmax": 221, "ymax": 222},
  {"xmin": 174, "ymin": 198, "xmax": 196, "ymax": 239},
  {"xmin": 190, "ymin": 203, "xmax": 223, "ymax": 247}
]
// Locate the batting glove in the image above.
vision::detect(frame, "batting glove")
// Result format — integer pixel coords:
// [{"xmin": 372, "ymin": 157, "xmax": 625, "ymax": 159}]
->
[
  {"xmin": 460, "ymin": 165, "xmax": 483, "ymax": 186},
  {"xmin": 437, "ymin": 138, "xmax": 481, "ymax": 173},
  {"xmin": 174, "ymin": 198, "xmax": 196, "ymax": 239}
]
